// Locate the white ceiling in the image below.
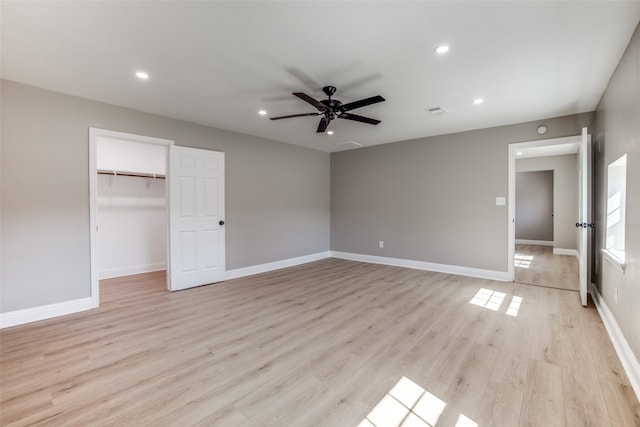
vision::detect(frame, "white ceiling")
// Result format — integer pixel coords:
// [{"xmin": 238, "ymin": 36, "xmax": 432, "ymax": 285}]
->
[{"xmin": 2, "ymin": 1, "xmax": 639, "ymax": 152}]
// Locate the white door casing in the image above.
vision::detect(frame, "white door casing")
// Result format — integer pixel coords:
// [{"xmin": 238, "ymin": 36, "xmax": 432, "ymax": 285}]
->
[
  {"xmin": 577, "ymin": 127, "xmax": 592, "ymax": 306},
  {"xmin": 507, "ymin": 133, "xmax": 585, "ymax": 285},
  {"xmin": 169, "ymin": 146, "xmax": 225, "ymax": 291},
  {"xmin": 89, "ymin": 128, "xmax": 173, "ymax": 308}
]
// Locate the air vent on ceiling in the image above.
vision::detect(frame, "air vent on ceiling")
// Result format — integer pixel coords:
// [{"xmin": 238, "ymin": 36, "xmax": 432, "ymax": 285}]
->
[{"xmin": 426, "ymin": 106, "xmax": 448, "ymax": 116}]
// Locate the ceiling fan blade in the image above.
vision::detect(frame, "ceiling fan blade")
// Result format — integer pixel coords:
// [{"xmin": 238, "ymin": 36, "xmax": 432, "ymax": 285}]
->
[
  {"xmin": 293, "ymin": 92, "xmax": 324, "ymax": 109},
  {"xmin": 341, "ymin": 95, "xmax": 385, "ymax": 111},
  {"xmin": 339, "ymin": 113, "xmax": 381, "ymax": 125},
  {"xmin": 316, "ymin": 117, "xmax": 330, "ymax": 133},
  {"xmin": 285, "ymin": 67, "xmax": 322, "ymax": 92},
  {"xmin": 270, "ymin": 112, "xmax": 321, "ymax": 120}
]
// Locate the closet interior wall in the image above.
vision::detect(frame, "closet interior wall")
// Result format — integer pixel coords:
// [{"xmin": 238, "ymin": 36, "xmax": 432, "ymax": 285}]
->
[{"xmin": 96, "ymin": 138, "xmax": 167, "ymax": 280}]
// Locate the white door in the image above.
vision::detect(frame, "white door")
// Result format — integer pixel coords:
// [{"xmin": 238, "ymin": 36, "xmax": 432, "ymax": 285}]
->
[
  {"xmin": 169, "ymin": 146, "xmax": 225, "ymax": 291},
  {"xmin": 577, "ymin": 127, "xmax": 592, "ymax": 306}
]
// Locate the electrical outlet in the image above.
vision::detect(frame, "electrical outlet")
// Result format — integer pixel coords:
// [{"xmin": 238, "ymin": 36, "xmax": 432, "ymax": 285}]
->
[
  {"xmin": 379, "ymin": 241, "xmax": 384, "ymax": 248},
  {"xmin": 615, "ymin": 288, "xmax": 618, "ymax": 304}
]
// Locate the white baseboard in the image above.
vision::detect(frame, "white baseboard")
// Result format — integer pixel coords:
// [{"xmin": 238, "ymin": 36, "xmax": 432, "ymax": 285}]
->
[
  {"xmin": 516, "ymin": 239, "xmax": 554, "ymax": 246},
  {"xmin": 0, "ymin": 297, "xmax": 93, "ymax": 329},
  {"xmin": 553, "ymin": 248, "xmax": 579, "ymax": 258},
  {"xmin": 225, "ymin": 251, "xmax": 331, "ymax": 280},
  {"xmin": 590, "ymin": 283, "xmax": 640, "ymax": 401},
  {"xmin": 330, "ymin": 251, "xmax": 510, "ymax": 282},
  {"xmin": 99, "ymin": 262, "xmax": 166, "ymax": 280},
  {"xmin": 1, "ymin": 252, "xmax": 328, "ymax": 328}
]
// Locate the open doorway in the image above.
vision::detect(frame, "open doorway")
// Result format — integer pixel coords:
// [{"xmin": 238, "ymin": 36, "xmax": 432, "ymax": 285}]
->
[
  {"xmin": 89, "ymin": 128, "xmax": 173, "ymax": 308},
  {"xmin": 508, "ymin": 135, "xmax": 582, "ymax": 292},
  {"xmin": 515, "ymin": 165, "xmax": 578, "ymax": 291}
]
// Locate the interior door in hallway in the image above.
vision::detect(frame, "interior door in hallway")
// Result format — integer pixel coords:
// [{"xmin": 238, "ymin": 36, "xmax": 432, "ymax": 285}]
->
[
  {"xmin": 515, "ymin": 170, "xmax": 554, "ymax": 243},
  {"xmin": 168, "ymin": 146, "xmax": 225, "ymax": 291}
]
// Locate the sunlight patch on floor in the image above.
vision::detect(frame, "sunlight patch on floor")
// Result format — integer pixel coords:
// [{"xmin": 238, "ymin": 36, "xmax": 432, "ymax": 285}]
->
[
  {"xmin": 469, "ymin": 289, "xmax": 524, "ymax": 317},
  {"xmin": 506, "ymin": 296, "xmax": 523, "ymax": 317},
  {"xmin": 455, "ymin": 413, "xmax": 479, "ymax": 426},
  {"xmin": 514, "ymin": 253, "xmax": 534, "ymax": 268},
  {"xmin": 469, "ymin": 288, "xmax": 506, "ymax": 311},
  {"xmin": 359, "ymin": 376, "xmax": 478, "ymax": 427}
]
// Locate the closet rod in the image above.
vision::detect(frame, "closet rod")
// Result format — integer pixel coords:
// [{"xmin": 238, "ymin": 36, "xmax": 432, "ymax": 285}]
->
[{"xmin": 97, "ymin": 169, "xmax": 166, "ymax": 179}]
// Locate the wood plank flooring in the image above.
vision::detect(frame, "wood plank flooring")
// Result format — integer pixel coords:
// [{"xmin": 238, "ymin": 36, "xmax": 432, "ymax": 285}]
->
[
  {"xmin": 1, "ymin": 259, "xmax": 638, "ymax": 426},
  {"xmin": 514, "ymin": 245, "xmax": 579, "ymax": 291}
]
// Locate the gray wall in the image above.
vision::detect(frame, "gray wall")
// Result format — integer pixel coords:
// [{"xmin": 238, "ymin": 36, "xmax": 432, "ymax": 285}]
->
[
  {"xmin": 515, "ymin": 170, "xmax": 553, "ymax": 242},
  {"xmin": 516, "ymin": 154, "xmax": 578, "ymax": 250},
  {"xmin": 331, "ymin": 113, "xmax": 593, "ymax": 272},
  {"xmin": 594, "ymin": 23, "xmax": 640, "ymax": 363},
  {"xmin": 0, "ymin": 79, "xmax": 330, "ymax": 313}
]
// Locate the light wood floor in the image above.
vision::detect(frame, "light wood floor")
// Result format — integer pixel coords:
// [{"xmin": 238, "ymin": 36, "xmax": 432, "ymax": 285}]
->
[
  {"xmin": 514, "ymin": 245, "xmax": 579, "ymax": 291},
  {"xmin": 1, "ymin": 259, "xmax": 638, "ymax": 426}
]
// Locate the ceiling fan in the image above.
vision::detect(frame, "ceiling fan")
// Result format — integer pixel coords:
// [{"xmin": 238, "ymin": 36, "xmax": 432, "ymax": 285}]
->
[{"xmin": 270, "ymin": 85, "xmax": 385, "ymax": 133}]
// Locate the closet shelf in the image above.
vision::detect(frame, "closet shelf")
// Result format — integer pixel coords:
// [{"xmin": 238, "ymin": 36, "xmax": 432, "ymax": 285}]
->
[{"xmin": 97, "ymin": 169, "xmax": 165, "ymax": 179}]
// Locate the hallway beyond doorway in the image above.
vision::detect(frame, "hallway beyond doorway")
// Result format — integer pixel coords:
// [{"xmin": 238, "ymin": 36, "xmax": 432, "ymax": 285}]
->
[{"xmin": 515, "ymin": 244, "xmax": 578, "ymax": 291}]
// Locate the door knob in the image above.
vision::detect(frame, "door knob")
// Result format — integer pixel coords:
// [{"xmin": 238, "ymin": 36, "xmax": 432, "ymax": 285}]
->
[
  {"xmin": 219, "ymin": 220, "xmax": 225, "ymax": 226},
  {"xmin": 576, "ymin": 222, "xmax": 595, "ymax": 228}
]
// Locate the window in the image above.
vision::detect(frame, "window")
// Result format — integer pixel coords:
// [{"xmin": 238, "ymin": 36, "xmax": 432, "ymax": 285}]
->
[{"xmin": 604, "ymin": 154, "xmax": 627, "ymax": 268}]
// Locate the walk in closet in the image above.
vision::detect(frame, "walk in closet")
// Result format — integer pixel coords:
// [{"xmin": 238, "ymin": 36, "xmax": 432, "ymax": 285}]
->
[{"xmin": 96, "ymin": 137, "xmax": 167, "ymax": 279}]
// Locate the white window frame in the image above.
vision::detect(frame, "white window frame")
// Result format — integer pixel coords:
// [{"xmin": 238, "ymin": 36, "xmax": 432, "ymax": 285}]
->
[{"xmin": 602, "ymin": 154, "xmax": 627, "ymax": 272}]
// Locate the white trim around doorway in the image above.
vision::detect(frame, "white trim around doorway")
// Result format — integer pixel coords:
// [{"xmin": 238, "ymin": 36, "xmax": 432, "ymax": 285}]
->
[
  {"xmin": 508, "ymin": 134, "xmax": 582, "ymax": 282},
  {"xmin": 89, "ymin": 128, "xmax": 174, "ymax": 309}
]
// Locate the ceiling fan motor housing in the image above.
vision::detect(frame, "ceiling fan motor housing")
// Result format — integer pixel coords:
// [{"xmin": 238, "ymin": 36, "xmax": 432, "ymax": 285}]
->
[
  {"xmin": 320, "ymin": 86, "xmax": 342, "ymax": 119},
  {"xmin": 321, "ymin": 99, "xmax": 343, "ymax": 118}
]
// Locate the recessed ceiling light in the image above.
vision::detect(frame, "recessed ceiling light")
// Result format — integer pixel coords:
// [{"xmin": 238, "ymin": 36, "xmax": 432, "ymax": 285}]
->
[
  {"xmin": 435, "ymin": 44, "xmax": 450, "ymax": 54},
  {"xmin": 258, "ymin": 110, "xmax": 267, "ymax": 116},
  {"xmin": 473, "ymin": 98, "xmax": 484, "ymax": 105},
  {"xmin": 327, "ymin": 130, "xmax": 334, "ymax": 135},
  {"xmin": 135, "ymin": 71, "xmax": 149, "ymax": 80}
]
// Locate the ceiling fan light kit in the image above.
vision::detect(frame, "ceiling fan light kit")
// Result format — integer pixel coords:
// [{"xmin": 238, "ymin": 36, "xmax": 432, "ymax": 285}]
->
[{"xmin": 270, "ymin": 85, "xmax": 385, "ymax": 133}]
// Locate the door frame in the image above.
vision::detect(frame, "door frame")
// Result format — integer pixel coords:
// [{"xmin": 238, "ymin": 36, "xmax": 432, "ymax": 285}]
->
[
  {"xmin": 89, "ymin": 128, "xmax": 174, "ymax": 308},
  {"xmin": 577, "ymin": 127, "xmax": 592, "ymax": 306},
  {"xmin": 507, "ymin": 134, "xmax": 583, "ymax": 282}
]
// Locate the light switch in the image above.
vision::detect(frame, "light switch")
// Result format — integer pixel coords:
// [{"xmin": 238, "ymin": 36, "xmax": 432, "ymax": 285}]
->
[{"xmin": 496, "ymin": 197, "xmax": 506, "ymax": 206}]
